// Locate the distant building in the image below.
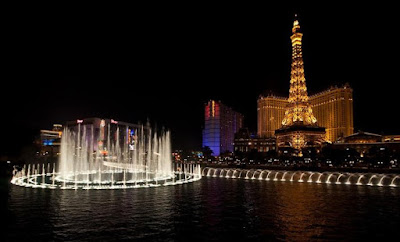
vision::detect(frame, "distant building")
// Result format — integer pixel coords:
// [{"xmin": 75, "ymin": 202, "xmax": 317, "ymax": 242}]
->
[
  {"xmin": 333, "ymin": 131, "xmax": 400, "ymax": 157},
  {"xmin": 233, "ymin": 128, "xmax": 276, "ymax": 154},
  {"xmin": 38, "ymin": 124, "xmax": 63, "ymax": 156},
  {"xmin": 65, "ymin": 118, "xmax": 143, "ymax": 153},
  {"xmin": 202, "ymin": 100, "xmax": 244, "ymax": 156}
]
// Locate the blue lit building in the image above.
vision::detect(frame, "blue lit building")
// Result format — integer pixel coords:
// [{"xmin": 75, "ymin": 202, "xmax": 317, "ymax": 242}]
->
[
  {"xmin": 202, "ymin": 100, "xmax": 243, "ymax": 156},
  {"xmin": 38, "ymin": 124, "xmax": 63, "ymax": 156}
]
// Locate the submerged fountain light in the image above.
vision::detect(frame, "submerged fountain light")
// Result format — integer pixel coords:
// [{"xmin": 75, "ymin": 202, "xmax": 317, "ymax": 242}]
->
[{"xmin": 11, "ymin": 120, "xmax": 201, "ymax": 189}]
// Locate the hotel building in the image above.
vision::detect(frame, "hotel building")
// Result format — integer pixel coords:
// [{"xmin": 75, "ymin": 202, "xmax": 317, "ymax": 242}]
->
[
  {"xmin": 258, "ymin": 84, "xmax": 354, "ymax": 143},
  {"xmin": 202, "ymin": 100, "xmax": 244, "ymax": 156}
]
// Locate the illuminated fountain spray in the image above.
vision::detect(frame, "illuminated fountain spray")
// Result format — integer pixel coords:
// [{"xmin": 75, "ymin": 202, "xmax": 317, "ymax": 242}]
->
[
  {"xmin": 11, "ymin": 120, "xmax": 201, "ymax": 189},
  {"xmin": 202, "ymin": 168, "xmax": 399, "ymax": 188}
]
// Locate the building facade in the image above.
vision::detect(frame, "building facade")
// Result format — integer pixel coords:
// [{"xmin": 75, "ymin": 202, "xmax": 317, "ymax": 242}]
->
[
  {"xmin": 37, "ymin": 124, "xmax": 63, "ymax": 156},
  {"xmin": 310, "ymin": 84, "xmax": 354, "ymax": 142},
  {"xmin": 202, "ymin": 100, "xmax": 244, "ymax": 156},
  {"xmin": 328, "ymin": 131, "xmax": 400, "ymax": 168},
  {"xmin": 65, "ymin": 118, "xmax": 143, "ymax": 153},
  {"xmin": 257, "ymin": 94, "xmax": 287, "ymax": 138},
  {"xmin": 258, "ymin": 85, "xmax": 354, "ymax": 143},
  {"xmin": 234, "ymin": 128, "xmax": 276, "ymax": 153}
]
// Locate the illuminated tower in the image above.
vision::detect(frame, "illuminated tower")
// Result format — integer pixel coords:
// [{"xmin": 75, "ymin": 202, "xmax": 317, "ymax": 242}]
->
[{"xmin": 275, "ymin": 15, "xmax": 325, "ymax": 156}]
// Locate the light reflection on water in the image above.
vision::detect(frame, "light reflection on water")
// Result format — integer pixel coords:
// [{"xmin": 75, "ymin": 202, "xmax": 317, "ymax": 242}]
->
[{"xmin": 4, "ymin": 178, "xmax": 400, "ymax": 241}]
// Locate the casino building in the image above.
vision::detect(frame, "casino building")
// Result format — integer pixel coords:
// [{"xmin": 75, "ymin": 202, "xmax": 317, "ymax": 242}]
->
[{"xmin": 256, "ymin": 15, "xmax": 354, "ymax": 156}]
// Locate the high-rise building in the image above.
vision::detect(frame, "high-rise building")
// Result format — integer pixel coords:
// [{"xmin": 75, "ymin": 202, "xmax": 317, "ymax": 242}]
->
[
  {"xmin": 202, "ymin": 100, "xmax": 244, "ymax": 156},
  {"xmin": 275, "ymin": 15, "xmax": 325, "ymax": 155},
  {"xmin": 258, "ymin": 85, "xmax": 354, "ymax": 142}
]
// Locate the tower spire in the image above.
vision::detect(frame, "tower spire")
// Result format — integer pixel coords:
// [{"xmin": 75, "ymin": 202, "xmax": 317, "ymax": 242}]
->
[{"xmin": 281, "ymin": 16, "xmax": 317, "ymax": 127}]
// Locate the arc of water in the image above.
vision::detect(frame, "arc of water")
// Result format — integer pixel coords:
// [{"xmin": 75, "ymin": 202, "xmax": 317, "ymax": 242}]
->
[
  {"xmin": 390, "ymin": 176, "xmax": 399, "ymax": 187},
  {"xmin": 273, "ymin": 172, "xmax": 280, "ymax": 181},
  {"xmin": 245, "ymin": 170, "xmax": 251, "ymax": 179},
  {"xmin": 290, "ymin": 171, "xmax": 299, "ymax": 182},
  {"xmin": 326, "ymin": 174, "xmax": 333, "ymax": 184},
  {"xmin": 281, "ymin": 171, "xmax": 287, "ymax": 181},
  {"xmin": 251, "ymin": 170, "xmax": 258, "ymax": 179},
  {"xmin": 356, "ymin": 175, "xmax": 365, "ymax": 185},
  {"xmin": 316, "ymin": 173, "xmax": 324, "ymax": 183},
  {"xmin": 336, "ymin": 173, "xmax": 344, "ymax": 184},
  {"xmin": 377, "ymin": 175, "xmax": 386, "ymax": 186},
  {"xmin": 308, "ymin": 172, "xmax": 315, "ymax": 183},
  {"xmin": 368, "ymin": 175, "xmax": 377, "ymax": 186},
  {"xmin": 213, "ymin": 169, "xmax": 218, "ymax": 177},
  {"xmin": 266, "ymin": 171, "xmax": 272, "ymax": 181},
  {"xmin": 202, "ymin": 167, "xmax": 208, "ymax": 176},
  {"xmin": 224, "ymin": 169, "xmax": 230, "ymax": 178},
  {"xmin": 299, "ymin": 172, "xmax": 306, "ymax": 182},
  {"xmin": 232, "ymin": 170, "xmax": 238, "ymax": 178},
  {"xmin": 258, "ymin": 170, "xmax": 265, "ymax": 180},
  {"xmin": 346, "ymin": 174, "xmax": 355, "ymax": 184}
]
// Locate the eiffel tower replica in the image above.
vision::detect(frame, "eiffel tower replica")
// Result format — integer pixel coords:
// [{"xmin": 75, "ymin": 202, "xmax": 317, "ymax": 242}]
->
[{"xmin": 275, "ymin": 15, "xmax": 326, "ymax": 157}]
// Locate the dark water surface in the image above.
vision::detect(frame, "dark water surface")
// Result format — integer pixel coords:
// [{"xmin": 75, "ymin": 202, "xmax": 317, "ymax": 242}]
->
[{"xmin": 3, "ymin": 177, "xmax": 400, "ymax": 241}]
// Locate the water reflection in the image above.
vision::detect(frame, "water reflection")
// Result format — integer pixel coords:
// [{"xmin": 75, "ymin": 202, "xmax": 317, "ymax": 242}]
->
[{"xmin": 5, "ymin": 178, "xmax": 400, "ymax": 241}]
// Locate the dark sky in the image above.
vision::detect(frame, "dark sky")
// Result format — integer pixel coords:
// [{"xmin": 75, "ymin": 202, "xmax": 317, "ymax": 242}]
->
[{"xmin": 2, "ymin": 3, "xmax": 399, "ymax": 157}]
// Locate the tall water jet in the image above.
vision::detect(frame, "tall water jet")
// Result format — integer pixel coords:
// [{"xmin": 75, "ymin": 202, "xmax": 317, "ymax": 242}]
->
[{"xmin": 12, "ymin": 119, "xmax": 201, "ymax": 190}]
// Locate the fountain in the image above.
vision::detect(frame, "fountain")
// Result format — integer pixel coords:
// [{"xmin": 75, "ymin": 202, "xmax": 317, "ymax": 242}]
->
[
  {"xmin": 201, "ymin": 167, "xmax": 399, "ymax": 188},
  {"xmin": 11, "ymin": 120, "xmax": 201, "ymax": 189}
]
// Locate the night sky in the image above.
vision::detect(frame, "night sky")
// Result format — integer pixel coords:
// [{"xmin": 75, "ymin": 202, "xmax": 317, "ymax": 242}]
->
[{"xmin": 2, "ymin": 3, "xmax": 399, "ymax": 157}]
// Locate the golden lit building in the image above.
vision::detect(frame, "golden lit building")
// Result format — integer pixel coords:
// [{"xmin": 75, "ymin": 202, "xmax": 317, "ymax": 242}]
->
[
  {"xmin": 257, "ymin": 94, "xmax": 287, "ymax": 138},
  {"xmin": 258, "ymin": 84, "xmax": 353, "ymax": 143},
  {"xmin": 257, "ymin": 17, "xmax": 354, "ymax": 144},
  {"xmin": 309, "ymin": 84, "xmax": 354, "ymax": 142}
]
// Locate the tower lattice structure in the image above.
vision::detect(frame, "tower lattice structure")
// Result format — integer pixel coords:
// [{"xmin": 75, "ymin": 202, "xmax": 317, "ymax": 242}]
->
[
  {"xmin": 275, "ymin": 15, "xmax": 325, "ymax": 155},
  {"xmin": 281, "ymin": 16, "xmax": 317, "ymax": 127}
]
